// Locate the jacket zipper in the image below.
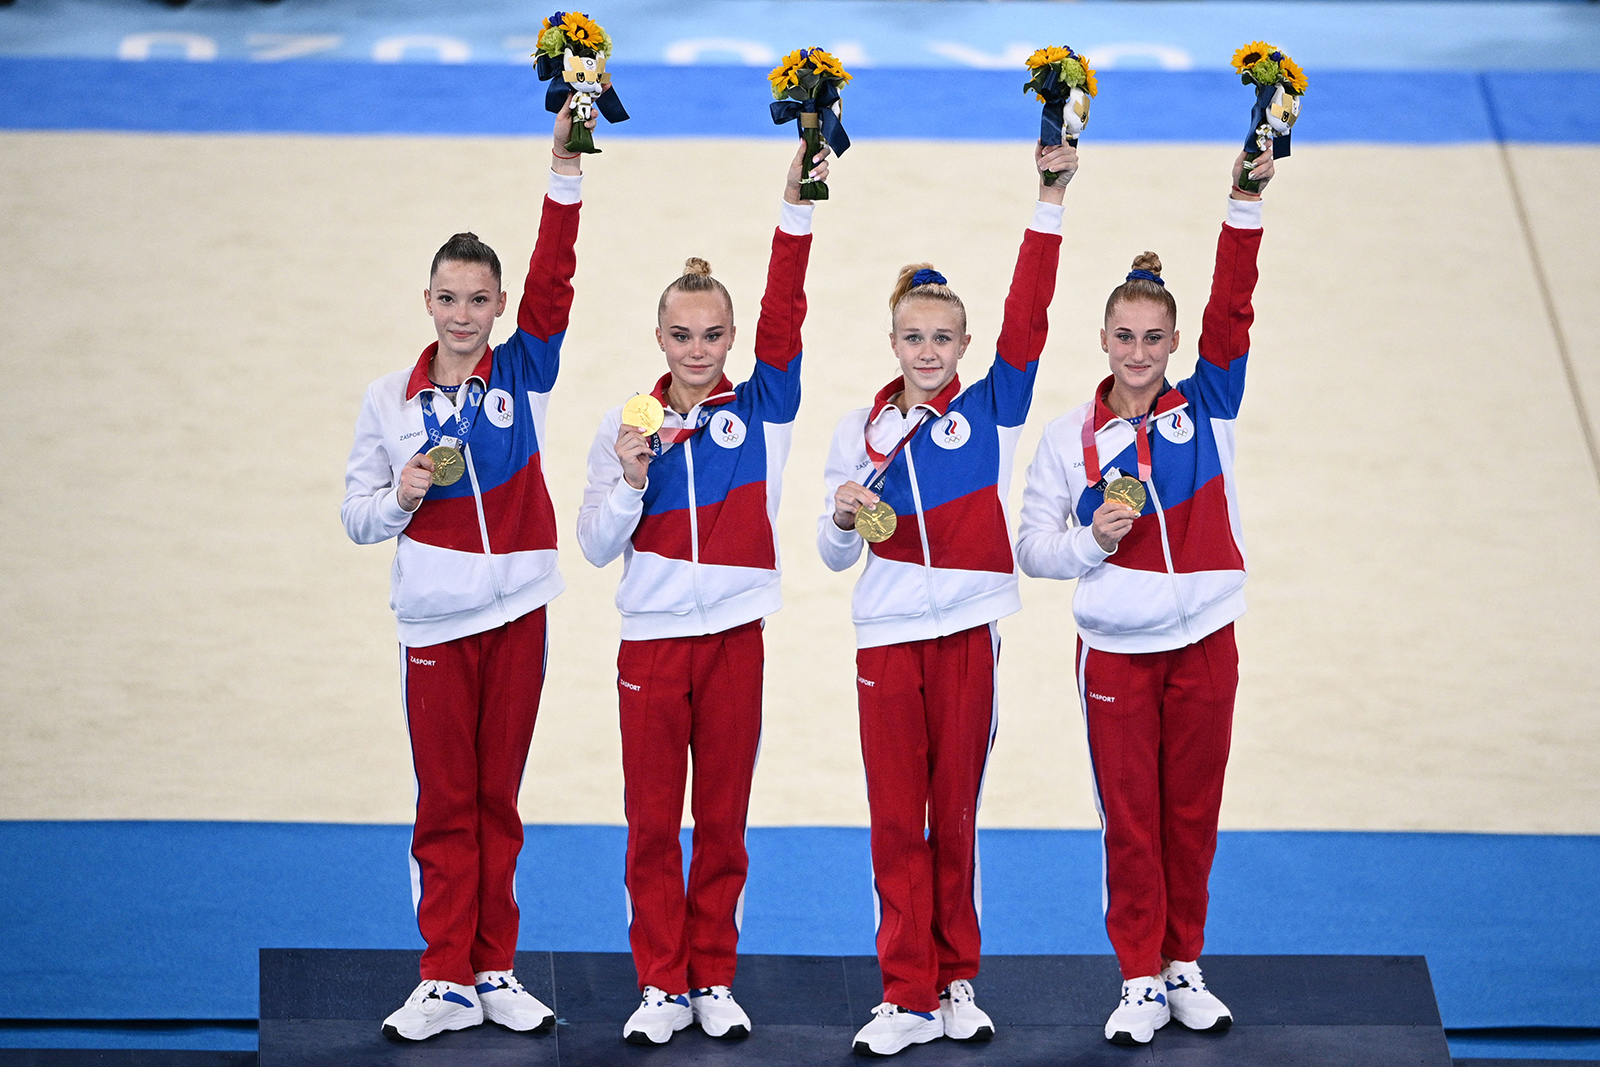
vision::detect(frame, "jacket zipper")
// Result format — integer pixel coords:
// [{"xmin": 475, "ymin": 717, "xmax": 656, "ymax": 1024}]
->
[
  {"xmin": 902, "ymin": 444, "xmax": 943, "ymax": 629},
  {"xmin": 684, "ymin": 435, "xmax": 708, "ymax": 629},
  {"xmin": 1146, "ymin": 478, "xmax": 1194, "ymax": 646},
  {"xmin": 464, "ymin": 445, "xmax": 508, "ymax": 619}
]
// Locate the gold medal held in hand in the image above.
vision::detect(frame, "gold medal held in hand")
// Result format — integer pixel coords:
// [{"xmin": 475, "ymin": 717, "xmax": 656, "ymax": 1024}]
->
[
  {"xmin": 427, "ymin": 444, "xmax": 465, "ymax": 487},
  {"xmin": 1104, "ymin": 475, "xmax": 1146, "ymax": 513},
  {"xmin": 622, "ymin": 394, "xmax": 665, "ymax": 436},
  {"xmin": 855, "ymin": 500, "xmax": 899, "ymax": 543}
]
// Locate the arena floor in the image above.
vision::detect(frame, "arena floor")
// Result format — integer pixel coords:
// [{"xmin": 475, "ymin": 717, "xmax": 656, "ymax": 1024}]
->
[
  {"xmin": 2, "ymin": 132, "xmax": 1597, "ymax": 833},
  {"xmin": 2, "ymin": 1, "xmax": 1599, "ymax": 1059}
]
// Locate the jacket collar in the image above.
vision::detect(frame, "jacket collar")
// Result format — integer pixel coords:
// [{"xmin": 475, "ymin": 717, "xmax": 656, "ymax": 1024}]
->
[
  {"xmin": 650, "ymin": 371, "xmax": 737, "ymax": 414},
  {"xmin": 1089, "ymin": 374, "xmax": 1188, "ymax": 432},
  {"xmin": 869, "ymin": 373, "xmax": 961, "ymax": 423},
  {"xmin": 405, "ymin": 342, "xmax": 494, "ymax": 401}
]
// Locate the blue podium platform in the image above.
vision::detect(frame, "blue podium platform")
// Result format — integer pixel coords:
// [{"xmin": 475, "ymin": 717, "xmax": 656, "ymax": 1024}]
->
[{"xmin": 255, "ymin": 949, "xmax": 1452, "ymax": 1066}]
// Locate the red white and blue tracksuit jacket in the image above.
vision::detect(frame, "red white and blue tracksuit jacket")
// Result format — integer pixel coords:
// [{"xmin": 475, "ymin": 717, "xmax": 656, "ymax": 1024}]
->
[
  {"xmin": 341, "ymin": 172, "xmax": 583, "ymax": 647},
  {"xmin": 818, "ymin": 203, "xmax": 1063, "ymax": 648},
  {"xmin": 576, "ymin": 202, "xmax": 813, "ymax": 641},
  {"xmin": 1016, "ymin": 198, "xmax": 1263, "ymax": 653}
]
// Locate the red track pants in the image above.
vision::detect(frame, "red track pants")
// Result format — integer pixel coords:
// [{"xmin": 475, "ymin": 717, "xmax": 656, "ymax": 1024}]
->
[
  {"xmin": 856, "ymin": 623, "xmax": 999, "ymax": 1014},
  {"xmin": 618, "ymin": 620, "xmax": 764, "ymax": 994},
  {"xmin": 401, "ymin": 607, "xmax": 547, "ymax": 986},
  {"xmin": 1078, "ymin": 623, "xmax": 1237, "ymax": 980}
]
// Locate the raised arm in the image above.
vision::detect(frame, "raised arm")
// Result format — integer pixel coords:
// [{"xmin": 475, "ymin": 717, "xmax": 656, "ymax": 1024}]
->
[
  {"xmin": 975, "ymin": 142, "xmax": 1075, "ymax": 425},
  {"xmin": 500, "ymin": 101, "xmax": 595, "ymax": 391},
  {"xmin": 744, "ymin": 141, "xmax": 827, "ymax": 411},
  {"xmin": 1182, "ymin": 150, "xmax": 1272, "ymax": 417}
]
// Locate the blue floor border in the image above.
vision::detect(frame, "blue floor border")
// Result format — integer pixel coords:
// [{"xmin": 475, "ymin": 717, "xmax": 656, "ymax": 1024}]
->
[
  {"xmin": 2, "ymin": 60, "xmax": 1599, "ymax": 142},
  {"xmin": 1, "ymin": 823, "xmax": 1596, "ymax": 1033}
]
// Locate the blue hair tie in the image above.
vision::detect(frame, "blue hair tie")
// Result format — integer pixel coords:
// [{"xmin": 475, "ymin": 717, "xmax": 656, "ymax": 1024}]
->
[
  {"xmin": 1125, "ymin": 269, "xmax": 1165, "ymax": 287},
  {"xmin": 911, "ymin": 268, "xmax": 947, "ymax": 288}
]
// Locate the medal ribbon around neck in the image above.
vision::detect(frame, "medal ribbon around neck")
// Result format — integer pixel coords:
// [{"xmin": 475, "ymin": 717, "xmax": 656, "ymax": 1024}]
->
[
  {"xmin": 647, "ymin": 396, "xmax": 733, "ymax": 456},
  {"xmin": 1080, "ymin": 397, "xmax": 1154, "ymax": 486},
  {"xmin": 422, "ymin": 380, "xmax": 486, "ymax": 450},
  {"xmin": 863, "ymin": 408, "xmax": 931, "ymax": 494}
]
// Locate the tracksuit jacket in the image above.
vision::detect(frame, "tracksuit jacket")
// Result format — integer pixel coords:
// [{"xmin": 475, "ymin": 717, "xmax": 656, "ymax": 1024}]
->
[
  {"xmin": 576, "ymin": 202, "xmax": 813, "ymax": 639},
  {"xmin": 342, "ymin": 172, "xmax": 583, "ymax": 646},
  {"xmin": 817, "ymin": 202, "xmax": 1063, "ymax": 648},
  {"xmin": 1016, "ymin": 197, "xmax": 1263, "ymax": 652}
]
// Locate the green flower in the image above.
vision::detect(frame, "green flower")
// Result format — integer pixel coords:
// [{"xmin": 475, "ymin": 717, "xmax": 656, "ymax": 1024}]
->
[
  {"xmin": 597, "ymin": 27, "xmax": 613, "ymax": 56},
  {"xmin": 538, "ymin": 26, "xmax": 566, "ymax": 57},
  {"xmin": 1059, "ymin": 57, "xmax": 1087, "ymax": 89},
  {"xmin": 1249, "ymin": 56, "xmax": 1280, "ymax": 85}
]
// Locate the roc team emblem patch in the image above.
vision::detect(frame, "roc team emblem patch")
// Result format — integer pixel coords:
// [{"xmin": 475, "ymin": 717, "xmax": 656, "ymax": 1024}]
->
[
  {"xmin": 709, "ymin": 410, "xmax": 747, "ymax": 448},
  {"xmin": 484, "ymin": 388, "xmax": 515, "ymax": 428},
  {"xmin": 1158, "ymin": 410, "xmax": 1194, "ymax": 444},
  {"xmin": 931, "ymin": 411, "xmax": 972, "ymax": 450}
]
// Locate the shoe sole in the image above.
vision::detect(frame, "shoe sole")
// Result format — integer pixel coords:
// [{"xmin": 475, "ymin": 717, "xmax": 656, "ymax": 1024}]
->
[
  {"xmin": 1107, "ymin": 1030, "xmax": 1148, "ymax": 1046},
  {"xmin": 487, "ymin": 1013, "xmax": 557, "ymax": 1034},
  {"xmin": 944, "ymin": 1023, "xmax": 994, "ymax": 1042},
  {"xmin": 381, "ymin": 1015, "xmax": 483, "ymax": 1042},
  {"xmin": 852, "ymin": 1030, "xmax": 942, "ymax": 1056},
  {"xmin": 701, "ymin": 1023, "xmax": 750, "ymax": 1040},
  {"xmin": 624, "ymin": 1019, "xmax": 692, "ymax": 1046},
  {"xmin": 1175, "ymin": 1014, "xmax": 1232, "ymax": 1033}
]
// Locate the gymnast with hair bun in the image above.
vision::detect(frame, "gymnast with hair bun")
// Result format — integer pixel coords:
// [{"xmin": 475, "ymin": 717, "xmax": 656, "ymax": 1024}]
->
[
  {"xmin": 576, "ymin": 140, "xmax": 830, "ymax": 1048},
  {"xmin": 1015, "ymin": 146, "xmax": 1280, "ymax": 1046},
  {"xmin": 816, "ymin": 138, "xmax": 1077, "ymax": 1057}
]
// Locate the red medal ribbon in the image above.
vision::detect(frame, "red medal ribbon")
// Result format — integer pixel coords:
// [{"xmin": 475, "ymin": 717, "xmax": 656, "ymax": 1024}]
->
[
  {"xmin": 1081, "ymin": 397, "xmax": 1155, "ymax": 485},
  {"xmin": 864, "ymin": 411, "xmax": 928, "ymax": 494}
]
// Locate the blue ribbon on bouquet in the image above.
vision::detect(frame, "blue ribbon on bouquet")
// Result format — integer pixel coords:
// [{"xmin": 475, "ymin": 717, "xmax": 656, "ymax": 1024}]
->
[
  {"xmin": 769, "ymin": 81, "xmax": 852, "ymax": 157},
  {"xmin": 535, "ymin": 52, "xmax": 630, "ymax": 124},
  {"xmin": 1244, "ymin": 75, "xmax": 1291, "ymax": 157},
  {"xmin": 1030, "ymin": 64, "xmax": 1077, "ymax": 148}
]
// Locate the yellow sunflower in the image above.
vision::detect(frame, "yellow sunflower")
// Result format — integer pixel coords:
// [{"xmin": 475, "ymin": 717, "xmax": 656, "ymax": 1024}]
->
[
  {"xmin": 1026, "ymin": 45, "xmax": 1071, "ymax": 71},
  {"xmin": 1279, "ymin": 54, "xmax": 1308, "ymax": 94},
  {"xmin": 1231, "ymin": 40, "xmax": 1273, "ymax": 75},
  {"xmin": 807, "ymin": 47, "xmax": 853, "ymax": 84}
]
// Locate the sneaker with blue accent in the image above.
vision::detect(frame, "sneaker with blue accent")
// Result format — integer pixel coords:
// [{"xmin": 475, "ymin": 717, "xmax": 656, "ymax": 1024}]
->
[
  {"xmin": 474, "ymin": 970, "xmax": 555, "ymax": 1033},
  {"xmin": 381, "ymin": 979, "xmax": 483, "ymax": 1041},
  {"xmin": 1104, "ymin": 976, "xmax": 1170, "ymax": 1045},
  {"xmin": 852, "ymin": 1002, "xmax": 943, "ymax": 1056},
  {"xmin": 939, "ymin": 979, "xmax": 994, "ymax": 1042},
  {"xmin": 623, "ymin": 985, "xmax": 693, "ymax": 1045},
  {"xmin": 1162, "ymin": 960, "xmax": 1232, "ymax": 1032},
  {"xmin": 691, "ymin": 985, "xmax": 751, "ymax": 1039}
]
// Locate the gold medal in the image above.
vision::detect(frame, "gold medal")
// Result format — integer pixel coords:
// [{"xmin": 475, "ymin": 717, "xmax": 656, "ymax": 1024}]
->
[
  {"xmin": 622, "ymin": 394, "xmax": 665, "ymax": 436},
  {"xmin": 854, "ymin": 500, "xmax": 899, "ymax": 543},
  {"xmin": 1104, "ymin": 475, "xmax": 1146, "ymax": 512},
  {"xmin": 427, "ymin": 444, "xmax": 465, "ymax": 487}
]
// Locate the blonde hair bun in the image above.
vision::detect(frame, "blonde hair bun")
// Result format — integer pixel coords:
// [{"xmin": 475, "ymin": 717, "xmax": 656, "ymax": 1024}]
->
[
  {"xmin": 1130, "ymin": 251, "xmax": 1163, "ymax": 276},
  {"xmin": 683, "ymin": 257, "xmax": 713, "ymax": 277}
]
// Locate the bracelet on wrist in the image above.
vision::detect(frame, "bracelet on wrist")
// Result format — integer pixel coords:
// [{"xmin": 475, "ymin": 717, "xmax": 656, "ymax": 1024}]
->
[{"xmin": 552, "ymin": 148, "xmax": 581, "ymax": 160}]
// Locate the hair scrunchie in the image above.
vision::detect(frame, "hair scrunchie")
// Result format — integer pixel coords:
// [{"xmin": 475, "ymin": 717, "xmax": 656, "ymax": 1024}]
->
[
  {"xmin": 911, "ymin": 268, "xmax": 948, "ymax": 288},
  {"xmin": 1125, "ymin": 269, "xmax": 1165, "ymax": 287}
]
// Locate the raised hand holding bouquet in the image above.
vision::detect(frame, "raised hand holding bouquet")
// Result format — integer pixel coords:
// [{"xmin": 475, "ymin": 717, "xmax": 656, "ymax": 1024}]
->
[
  {"xmin": 1024, "ymin": 45, "xmax": 1097, "ymax": 186},
  {"xmin": 533, "ymin": 10, "xmax": 629, "ymax": 153},
  {"xmin": 1232, "ymin": 41, "xmax": 1305, "ymax": 193},
  {"xmin": 768, "ymin": 47, "xmax": 852, "ymax": 200}
]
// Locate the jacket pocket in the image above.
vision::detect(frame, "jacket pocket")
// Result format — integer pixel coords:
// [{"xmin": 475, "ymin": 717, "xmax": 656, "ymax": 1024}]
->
[
  {"xmin": 852, "ymin": 559, "xmax": 933, "ymax": 623},
  {"xmin": 1072, "ymin": 567, "xmax": 1181, "ymax": 636},
  {"xmin": 391, "ymin": 538, "xmax": 497, "ymax": 623}
]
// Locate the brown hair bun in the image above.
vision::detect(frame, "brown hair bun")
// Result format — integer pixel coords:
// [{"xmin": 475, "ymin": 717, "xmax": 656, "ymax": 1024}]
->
[
  {"xmin": 658, "ymin": 255, "xmax": 733, "ymax": 322},
  {"xmin": 1130, "ymin": 251, "xmax": 1163, "ymax": 276},
  {"xmin": 683, "ymin": 257, "xmax": 713, "ymax": 278}
]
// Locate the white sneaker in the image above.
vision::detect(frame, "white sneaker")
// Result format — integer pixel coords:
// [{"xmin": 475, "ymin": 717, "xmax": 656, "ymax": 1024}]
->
[
  {"xmin": 691, "ymin": 985, "xmax": 751, "ymax": 1039},
  {"xmin": 474, "ymin": 970, "xmax": 555, "ymax": 1033},
  {"xmin": 852, "ymin": 1001, "xmax": 943, "ymax": 1056},
  {"xmin": 623, "ymin": 985, "xmax": 693, "ymax": 1045},
  {"xmin": 938, "ymin": 979, "xmax": 994, "ymax": 1042},
  {"xmin": 1162, "ymin": 960, "xmax": 1232, "ymax": 1032},
  {"xmin": 1104, "ymin": 975, "xmax": 1170, "ymax": 1045},
  {"xmin": 381, "ymin": 979, "xmax": 483, "ymax": 1041}
]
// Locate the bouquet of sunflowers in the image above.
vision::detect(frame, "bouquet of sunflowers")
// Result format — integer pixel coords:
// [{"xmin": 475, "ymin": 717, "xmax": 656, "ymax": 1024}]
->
[
  {"xmin": 533, "ymin": 10, "xmax": 629, "ymax": 154},
  {"xmin": 768, "ymin": 47, "xmax": 853, "ymax": 201},
  {"xmin": 1024, "ymin": 46, "xmax": 1096, "ymax": 186},
  {"xmin": 1231, "ymin": 41, "xmax": 1306, "ymax": 193}
]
